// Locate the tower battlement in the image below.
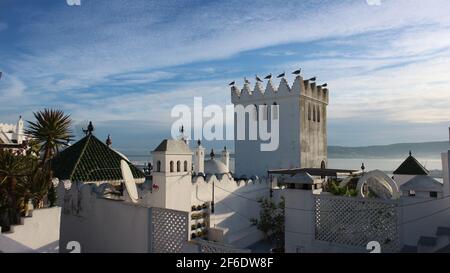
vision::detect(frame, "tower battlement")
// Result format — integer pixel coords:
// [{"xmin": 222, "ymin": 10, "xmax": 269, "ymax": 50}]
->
[{"xmin": 231, "ymin": 75, "xmax": 329, "ymax": 105}]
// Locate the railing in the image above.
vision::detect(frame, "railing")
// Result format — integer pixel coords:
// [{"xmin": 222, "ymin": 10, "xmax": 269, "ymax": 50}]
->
[{"xmin": 314, "ymin": 194, "xmax": 400, "ymax": 252}]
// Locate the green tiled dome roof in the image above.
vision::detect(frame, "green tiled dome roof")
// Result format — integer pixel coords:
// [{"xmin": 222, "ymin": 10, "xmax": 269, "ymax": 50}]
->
[
  {"xmin": 52, "ymin": 134, "xmax": 144, "ymax": 183},
  {"xmin": 393, "ymin": 154, "xmax": 429, "ymax": 175}
]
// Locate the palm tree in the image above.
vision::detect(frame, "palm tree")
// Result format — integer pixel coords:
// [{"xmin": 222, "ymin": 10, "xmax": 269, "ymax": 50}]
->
[
  {"xmin": 0, "ymin": 150, "xmax": 33, "ymax": 227},
  {"xmin": 25, "ymin": 109, "xmax": 74, "ymax": 165}
]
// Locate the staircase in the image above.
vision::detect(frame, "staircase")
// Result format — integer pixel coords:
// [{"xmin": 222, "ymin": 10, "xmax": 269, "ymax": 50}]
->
[{"xmin": 401, "ymin": 226, "xmax": 450, "ymax": 253}]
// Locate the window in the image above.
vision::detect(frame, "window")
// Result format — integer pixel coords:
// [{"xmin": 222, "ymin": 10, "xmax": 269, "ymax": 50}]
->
[
  {"xmin": 409, "ymin": 190, "xmax": 416, "ymax": 197},
  {"xmin": 313, "ymin": 105, "xmax": 316, "ymax": 122},
  {"xmin": 253, "ymin": 104, "xmax": 258, "ymax": 121},
  {"xmin": 177, "ymin": 161, "xmax": 181, "ymax": 172},
  {"xmin": 184, "ymin": 160, "xmax": 188, "ymax": 171},
  {"xmin": 430, "ymin": 191, "xmax": 438, "ymax": 198},
  {"xmin": 272, "ymin": 102, "xmax": 278, "ymax": 120},
  {"xmin": 157, "ymin": 160, "xmax": 161, "ymax": 172},
  {"xmin": 308, "ymin": 104, "xmax": 311, "ymax": 121},
  {"xmin": 317, "ymin": 105, "xmax": 320, "ymax": 122},
  {"xmin": 170, "ymin": 161, "xmax": 174, "ymax": 172}
]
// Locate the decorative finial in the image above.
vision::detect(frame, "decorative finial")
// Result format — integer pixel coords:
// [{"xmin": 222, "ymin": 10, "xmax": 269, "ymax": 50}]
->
[
  {"xmin": 197, "ymin": 139, "xmax": 201, "ymax": 146},
  {"xmin": 409, "ymin": 150, "xmax": 412, "ymax": 156},
  {"xmin": 106, "ymin": 134, "xmax": 112, "ymax": 147},
  {"xmin": 210, "ymin": 149, "xmax": 215, "ymax": 159},
  {"xmin": 361, "ymin": 163, "xmax": 365, "ymax": 172},
  {"xmin": 87, "ymin": 121, "xmax": 94, "ymax": 135},
  {"xmin": 244, "ymin": 77, "xmax": 250, "ymax": 84},
  {"xmin": 224, "ymin": 146, "xmax": 227, "ymax": 151}
]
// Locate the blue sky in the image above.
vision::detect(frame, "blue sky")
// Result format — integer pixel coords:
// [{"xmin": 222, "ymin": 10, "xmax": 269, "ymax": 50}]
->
[{"xmin": 1, "ymin": 0, "xmax": 450, "ymax": 153}]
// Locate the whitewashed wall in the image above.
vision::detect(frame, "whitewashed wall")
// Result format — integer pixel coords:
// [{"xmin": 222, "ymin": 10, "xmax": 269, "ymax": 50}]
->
[
  {"xmin": 0, "ymin": 207, "xmax": 61, "ymax": 253},
  {"xmin": 190, "ymin": 176, "xmax": 270, "ymax": 248}
]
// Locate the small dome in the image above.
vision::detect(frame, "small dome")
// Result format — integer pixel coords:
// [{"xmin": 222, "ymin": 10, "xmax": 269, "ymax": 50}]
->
[{"xmin": 204, "ymin": 158, "xmax": 229, "ymax": 175}]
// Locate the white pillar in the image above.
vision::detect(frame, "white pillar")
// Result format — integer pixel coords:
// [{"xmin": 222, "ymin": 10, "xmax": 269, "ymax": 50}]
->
[
  {"xmin": 221, "ymin": 146, "xmax": 230, "ymax": 170},
  {"xmin": 284, "ymin": 187, "xmax": 316, "ymax": 253},
  {"xmin": 442, "ymin": 151, "xmax": 450, "ymax": 196},
  {"xmin": 15, "ymin": 116, "xmax": 24, "ymax": 144},
  {"xmin": 194, "ymin": 140, "xmax": 205, "ymax": 174}
]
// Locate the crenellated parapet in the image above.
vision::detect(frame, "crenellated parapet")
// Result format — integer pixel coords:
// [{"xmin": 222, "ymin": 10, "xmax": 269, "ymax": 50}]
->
[{"xmin": 231, "ymin": 75, "xmax": 329, "ymax": 105}]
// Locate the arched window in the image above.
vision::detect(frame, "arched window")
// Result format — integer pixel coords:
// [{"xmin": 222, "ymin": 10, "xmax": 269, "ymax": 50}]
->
[
  {"xmin": 157, "ymin": 160, "xmax": 161, "ymax": 172},
  {"xmin": 184, "ymin": 161, "xmax": 188, "ymax": 172},
  {"xmin": 170, "ymin": 161, "xmax": 174, "ymax": 172},
  {"xmin": 253, "ymin": 104, "xmax": 258, "ymax": 121},
  {"xmin": 272, "ymin": 102, "xmax": 278, "ymax": 120},
  {"xmin": 317, "ymin": 105, "xmax": 321, "ymax": 122},
  {"xmin": 177, "ymin": 161, "xmax": 181, "ymax": 172},
  {"xmin": 308, "ymin": 104, "xmax": 311, "ymax": 121}
]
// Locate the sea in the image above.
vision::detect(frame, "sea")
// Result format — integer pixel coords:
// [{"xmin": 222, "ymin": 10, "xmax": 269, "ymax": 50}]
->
[{"xmin": 124, "ymin": 153, "xmax": 444, "ymax": 178}]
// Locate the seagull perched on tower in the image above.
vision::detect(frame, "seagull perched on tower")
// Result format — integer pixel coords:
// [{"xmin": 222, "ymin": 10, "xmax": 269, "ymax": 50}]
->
[
  {"xmin": 228, "ymin": 81, "xmax": 235, "ymax": 86},
  {"xmin": 277, "ymin": 72, "xmax": 285, "ymax": 78},
  {"xmin": 264, "ymin": 74, "xmax": 272, "ymax": 80},
  {"xmin": 255, "ymin": 75, "xmax": 263, "ymax": 82},
  {"xmin": 292, "ymin": 69, "xmax": 301, "ymax": 75}
]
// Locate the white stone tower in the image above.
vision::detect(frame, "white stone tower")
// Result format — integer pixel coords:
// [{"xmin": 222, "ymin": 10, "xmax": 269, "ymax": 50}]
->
[
  {"xmin": 151, "ymin": 139, "xmax": 193, "ymax": 212},
  {"xmin": 194, "ymin": 139, "xmax": 205, "ymax": 174},
  {"xmin": 15, "ymin": 116, "xmax": 24, "ymax": 144},
  {"xmin": 231, "ymin": 74, "xmax": 329, "ymax": 177},
  {"xmin": 221, "ymin": 146, "xmax": 230, "ymax": 170}
]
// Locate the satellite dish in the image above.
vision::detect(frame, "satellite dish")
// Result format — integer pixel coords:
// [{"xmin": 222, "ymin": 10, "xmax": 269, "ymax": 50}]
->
[{"xmin": 120, "ymin": 160, "xmax": 139, "ymax": 203}]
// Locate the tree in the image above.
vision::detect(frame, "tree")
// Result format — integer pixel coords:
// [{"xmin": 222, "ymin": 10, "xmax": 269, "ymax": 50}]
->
[
  {"xmin": 25, "ymin": 109, "xmax": 73, "ymax": 165},
  {"xmin": 251, "ymin": 196, "xmax": 285, "ymax": 251},
  {"xmin": 0, "ymin": 150, "xmax": 33, "ymax": 227}
]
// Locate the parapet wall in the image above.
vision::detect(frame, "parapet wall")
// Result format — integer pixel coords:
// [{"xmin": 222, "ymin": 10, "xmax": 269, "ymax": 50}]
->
[{"xmin": 231, "ymin": 75, "xmax": 329, "ymax": 105}]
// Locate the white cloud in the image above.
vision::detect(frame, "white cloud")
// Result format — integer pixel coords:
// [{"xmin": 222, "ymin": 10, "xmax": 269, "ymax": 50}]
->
[{"xmin": 366, "ymin": 0, "xmax": 382, "ymax": 6}]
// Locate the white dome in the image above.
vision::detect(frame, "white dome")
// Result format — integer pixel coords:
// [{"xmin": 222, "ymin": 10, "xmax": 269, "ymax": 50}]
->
[{"xmin": 204, "ymin": 158, "xmax": 229, "ymax": 175}]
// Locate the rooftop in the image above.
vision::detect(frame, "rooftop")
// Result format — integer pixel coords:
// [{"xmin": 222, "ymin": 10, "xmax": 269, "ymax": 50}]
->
[
  {"xmin": 153, "ymin": 139, "xmax": 192, "ymax": 154},
  {"xmin": 52, "ymin": 134, "xmax": 145, "ymax": 183},
  {"xmin": 393, "ymin": 153, "xmax": 429, "ymax": 175}
]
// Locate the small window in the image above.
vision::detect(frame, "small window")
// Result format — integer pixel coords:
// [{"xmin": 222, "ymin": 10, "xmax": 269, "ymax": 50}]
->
[
  {"xmin": 430, "ymin": 191, "xmax": 438, "ymax": 198},
  {"xmin": 157, "ymin": 161, "xmax": 161, "ymax": 172},
  {"xmin": 317, "ymin": 105, "xmax": 320, "ymax": 122},
  {"xmin": 313, "ymin": 105, "xmax": 316, "ymax": 122},
  {"xmin": 170, "ymin": 161, "xmax": 174, "ymax": 172},
  {"xmin": 177, "ymin": 161, "xmax": 181, "ymax": 172},
  {"xmin": 308, "ymin": 104, "xmax": 311, "ymax": 121},
  {"xmin": 409, "ymin": 190, "xmax": 416, "ymax": 197},
  {"xmin": 272, "ymin": 102, "xmax": 278, "ymax": 120},
  {"xmin": 184, "ymin": 161, "xmax": 188, "ymax": 172}
]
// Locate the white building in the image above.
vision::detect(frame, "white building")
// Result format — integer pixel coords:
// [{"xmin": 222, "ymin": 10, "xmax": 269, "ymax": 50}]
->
[
  {"xmin": 147, "ymin": 139, "xmax": 269, "ymax": 247},
  {"xmin": 231, "ymin": 75, "xmax": 328, "ymax": 178},
  {"xmin": 0, "ymin": 116, "xmax": 27, "ymax": 150}
]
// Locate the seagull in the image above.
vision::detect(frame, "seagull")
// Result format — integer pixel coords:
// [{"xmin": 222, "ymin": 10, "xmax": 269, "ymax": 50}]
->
[
  {"xmin": 255, "ymin": 75, "xmax": 263, "ymax": 82},
  {"xmin": 308, "ymin": 77, "xmax": 316, "ymax": 81},
  {"xmin": 321, "ymin": 83, "xmax": 328, "ymax": 87},
  {"xmin": 264, "ymin": 74, "xmax": 272, "ymax": 80},
  {"xmin": 277, "ymin": 72, "xmax": 285, "ymax": 78},
  {"xmin": 228, "ymin": 81, "xmax": 235, "ymax": 86},
  {"xmin": 292, "ymin": 69, "xmax": 301, "ymax": 75}
]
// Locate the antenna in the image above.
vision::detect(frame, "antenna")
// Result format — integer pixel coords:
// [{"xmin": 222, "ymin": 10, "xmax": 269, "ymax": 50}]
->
[{"xmin": 120, "ymin": 160, "xmax": 139, "ymax": 203}]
